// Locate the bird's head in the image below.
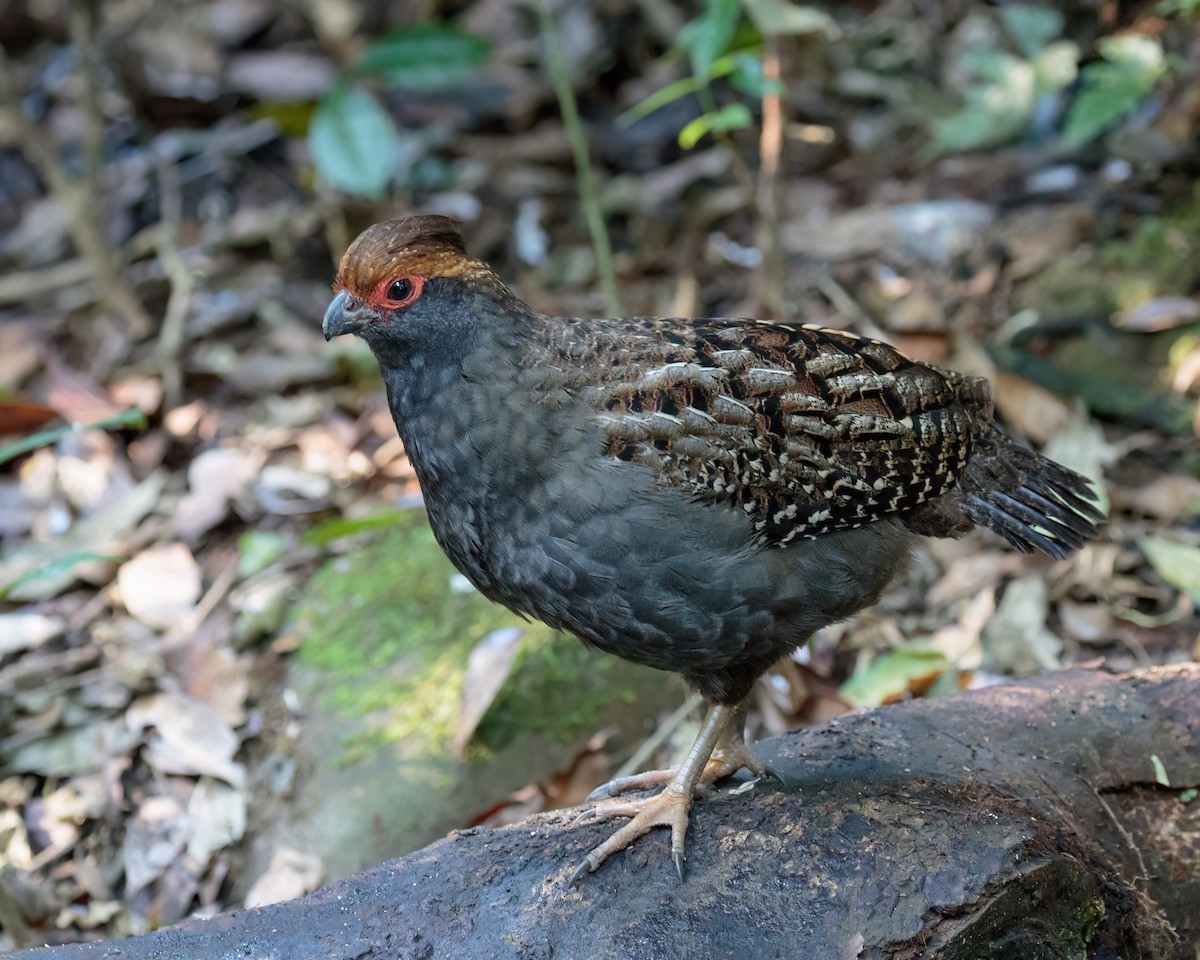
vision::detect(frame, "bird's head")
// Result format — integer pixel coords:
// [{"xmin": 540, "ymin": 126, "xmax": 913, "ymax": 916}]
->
[{"xmin": 322, "ymin": 216, "xmax": 513, "ymax": 348}]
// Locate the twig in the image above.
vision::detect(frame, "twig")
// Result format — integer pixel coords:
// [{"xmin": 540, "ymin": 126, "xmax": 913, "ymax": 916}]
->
[
  {"xmin": 612, "ymin": 691, "xmax": 704, "ymax": 779},
  {"xmin": 752, "ymin": 36, "xmax": 784, "ymax": 317},
  {"xmin": 68, "ymin": 0, "xmax": 104, "ymax": 210},
  {"xmin": 154, "ymin": 143, "xmax": 196, "ymax": 409},
  {"xmin": 0, "ymin": 29, "xmax": 153, "ymax": 337},
  {"xmin": 536, "ymin": 0, "xmax": 621, "ymax": 317}
]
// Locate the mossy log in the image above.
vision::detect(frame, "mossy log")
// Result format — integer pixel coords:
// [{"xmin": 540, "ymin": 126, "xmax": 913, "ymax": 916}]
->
[{"xmin": 16, "ymin": 664, "xmax": 1199, "ymax": 960}]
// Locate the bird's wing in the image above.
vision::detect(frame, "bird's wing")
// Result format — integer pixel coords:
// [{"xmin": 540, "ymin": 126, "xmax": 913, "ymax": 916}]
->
[{"xmin": 583, "ymin": 318, "xmax": 981, "ymax": 545}]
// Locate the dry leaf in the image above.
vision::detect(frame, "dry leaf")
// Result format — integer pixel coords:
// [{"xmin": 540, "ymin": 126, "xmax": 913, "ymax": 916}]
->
[
  {"xmin": 982, "ymin": 575, "xmax": 1062, "ymax": 674},
  {"xmin": 45, "ymin": 354, "xmax": 123, "ymax": 424},
  {"xmin": 186, "ymin": 778, "xmax": 247, "ymax": 864},
  {"xmin": 126, "ymin": 692, "xmax": 245, "ymax": 787},
  {"xmin": 0, "ymin": 612, "xmax": 64, "ymax": 655},
  {"xmin": 992, "ymin": 372, "xmax": 1074, "ymax": 446},
  {"xmin": 123, "ymin": 795, "xmax": 191, "ymax": 897},
  {"xmin": 1109, "ymin": 474, "xmax": 1200, "ymax": 522},
  {"xmin": 453, "ymin": 626, "xmax": 524, "ymax": 760},
  {"xmin": 175, "ymin": 448, "xmax": 263, "ymax": 542},
  {"xmin": 243, "ymin": 847, "xmax": 323, "ymax": 909},
  {"xmin": 1112, "ymin": 296, "xmax": 1200, "ymax": 332},
  {"xmin": 0, "ymin": 400, "xmax": 57, "ymax": 435},
  {"xmin": 118, "ymin": 544, "xmax": 202, "ymax": 630}
]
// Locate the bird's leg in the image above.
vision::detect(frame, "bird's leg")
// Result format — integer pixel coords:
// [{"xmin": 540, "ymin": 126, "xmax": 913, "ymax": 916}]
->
[
  {"xmin": 571, "ymin": 702, "xmax": 738, "ymax": 882},
  {"xmin": 587, "ymin": 699, "xmax": 769, "ymax": 801}
]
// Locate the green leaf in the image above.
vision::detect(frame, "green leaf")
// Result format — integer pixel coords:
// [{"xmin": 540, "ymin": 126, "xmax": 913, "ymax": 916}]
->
[
  {"xmin": 1062, "ymin": 35, "xmax": 1166, "ymax": 148},
  {"xmin": 348, "ymin": 24, "xmax": 488, "ymax": 90},
  {"xmin": 237, "ymin": 531, "xmax": 286, "ymax": 579},
  {"xmin": 618, "ymin": 72, "xmax": 713, "ymax": 127},
  {"xmin": 1031, "ymin": 40, "xmax": 1080, "ymax": 96},
  {"xmin": 0, "ymin": 553, "xmax": 118, "ymax": 602},
  {"xmin": 1150, "ymin": 754, "xmax": 1171, "ymax": 787},
  {"xmin": 840, "ymin": 646, "xmax": 949, "ymax": 709},
  {"xmin": 683, "ymin": 0, "xmax": 742, "ymax": 81},
  {"xmin": 0, "ymin": 408, "xmax": 147, "ymax": 467},
  {"xmin": 303, "ymin": 510, "xmax": 408, "ymax": 547},
  {"xmin": 1141, "ymin": 536, "xmax": 1200, "ymax": 605},
  {"xmin": 678, "ymin": 102, "xmax": 753, "ymax": 149},
  {"xmin": 729, "ymin": 52, "xmax": 785, "ymax": 98},
  {"xmin": 743, "ymin": 0, "xmax": 836, "ymax": 37},
  {"xmin": 310, "ymin": 85, "xmax": 401, "ymax": 197},
  {"xmin": 1158, "ymin": 0, "xmax": 1200, "ymax": 15},
  {"xmin": 925, "ymin": 54, "xmax": 1035, "ymax": 156},
  {"xmin": 998, "ymin": 5, "xmax": 1064, "ymax": 58}
]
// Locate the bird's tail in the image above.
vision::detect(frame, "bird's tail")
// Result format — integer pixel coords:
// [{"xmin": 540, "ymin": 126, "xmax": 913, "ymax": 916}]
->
[{"xmin": 956, "ymin": 423, "xmax": 1104, "ymax": 560}]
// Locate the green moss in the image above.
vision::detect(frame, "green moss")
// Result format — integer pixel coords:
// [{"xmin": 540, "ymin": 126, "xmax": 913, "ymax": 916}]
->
[
  {"xmin": 1015, "ymin": 183, "xmax": 1200, "ymax": 323},
  {"xmin": 288, "ymin": 512, "xmax": 673, "ymax": 764},
  {"xmin": 1102, "ymin": 182, "xmax": 1200, "ymax": 296},
  {"xmin": 470, "ymin": 630, "xmax": 657, "ymax": 758},
  {"xmin": 1078, "ymin": 896, "xmax": 1105, "ymax": 945},
  {"xmin": 290, "ymin": 513, "xmax": 535, "ymax": 756}
]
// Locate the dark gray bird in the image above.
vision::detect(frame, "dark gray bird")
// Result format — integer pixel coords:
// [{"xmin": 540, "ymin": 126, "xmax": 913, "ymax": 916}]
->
[{"xmin": 323, "ymin": 215, "xmax": 1103, "ymax": 881}]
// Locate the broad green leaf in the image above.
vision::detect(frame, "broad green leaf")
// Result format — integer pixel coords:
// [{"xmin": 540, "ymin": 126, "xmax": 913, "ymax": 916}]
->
[
  {"xmin": 998, "ymin": 5, "xmax": 1064, "ymax": 58},
  {"xmin": 0, "ymin": 409, "xmax": 147, "ymax": 467},
  {"xmin": 303, "ymin": 510, "xmax": 408, "ymax": 547},
  {"xmin": 840, "ymin": 646, "xmax": 949, "ymax": 708},
  {"xmin": 743, "ymin": 0, "xmax": 836, "ymax": 37},
  {"xmin": 678, "ymin": 102, "xmax": 753, "ymax": 149},
  {"xmin": 1142, "ymin": 536, "xmax": 1200, "ymax": 605},
  {"xmin": 925, "ymin": 54, "xmax": 1035, "ymax": 156},
  {"xmin": 684, "ymin": 0, "xmax": 742, "ymax": 81},
  {"xmin": 237, "ymin": 531, "xmax": 286, "ymax": 579},
  {"xmin": 1062, "ymin": 35, "xmax": 1166, "ymax": 148},
  {"xmin": 310, "ymin": 85, "xmax": 401, "ymax": 197},
  {"xmin": 349, "ymin": 24, "xmax": 488, "ymax": 90}
]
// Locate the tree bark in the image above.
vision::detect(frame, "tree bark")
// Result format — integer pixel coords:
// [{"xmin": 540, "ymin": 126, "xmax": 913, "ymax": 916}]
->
[{"xmin": 14, "ymin": 664, "xmax": 1199, "ymax": 960}]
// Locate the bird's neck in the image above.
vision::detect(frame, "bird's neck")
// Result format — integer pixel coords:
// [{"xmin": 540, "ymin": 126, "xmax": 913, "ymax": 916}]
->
[{"xmin": 380, "ymin": 314, "xmax": 557, "ymax": 498}]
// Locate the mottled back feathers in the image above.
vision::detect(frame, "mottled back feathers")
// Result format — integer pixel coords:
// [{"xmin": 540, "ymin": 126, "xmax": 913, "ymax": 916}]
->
[{"xmin": 535, "ymin": 316, "xmax": 983, "ymax": 545}]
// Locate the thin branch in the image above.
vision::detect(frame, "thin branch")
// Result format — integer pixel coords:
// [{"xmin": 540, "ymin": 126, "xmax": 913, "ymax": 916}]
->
[
  {"xmin": 752, "ymin": 36, "xmax": 784, "ymax": 318},
  {"xmin": 0, "ymin": 33, "xmax": 153, "ymax": 337},
  {"xmin": 536, "ymin": 0, "xmax": 621, "ymax": 317},
  {"xmin": 154, "ymin": 143, "xmax": 196, "ymax": 410}
]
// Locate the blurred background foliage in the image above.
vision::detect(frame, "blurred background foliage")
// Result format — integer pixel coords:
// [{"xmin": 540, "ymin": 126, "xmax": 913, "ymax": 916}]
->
[{"xmin": 0, "ymin": 0, "xmax": 1198, "ymax": 949}]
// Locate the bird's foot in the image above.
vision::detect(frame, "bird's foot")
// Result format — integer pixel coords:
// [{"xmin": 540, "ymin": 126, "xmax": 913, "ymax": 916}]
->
[
  {"xmin": 586, "ymin": 737, "xmax": 775, "ymax": 802},
  {"xmin": 570, "ymin": 785, "xmax": 692, "ymax": 883}
]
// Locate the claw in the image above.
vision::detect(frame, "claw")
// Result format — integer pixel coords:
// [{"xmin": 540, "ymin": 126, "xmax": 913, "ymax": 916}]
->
[
  {"xmin": 570, "ymin": 807, "xmax": 602, "ymax": 826},
  {"xmin": 726, "ymin": 775, "xmax": 761, "ymax": 797},
  {"xmin": 570, "ymin": 854, "xmax": 599, "ymax": 885},
  {"xmin": 672, "ymin": 847, "xmax": 685, "ymax": 881}
]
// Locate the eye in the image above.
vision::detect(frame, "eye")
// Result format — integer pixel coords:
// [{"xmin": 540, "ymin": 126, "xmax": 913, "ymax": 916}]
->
[{"xmin": 387, "ymin": 278, "xmax": 412, "ymax": 303}]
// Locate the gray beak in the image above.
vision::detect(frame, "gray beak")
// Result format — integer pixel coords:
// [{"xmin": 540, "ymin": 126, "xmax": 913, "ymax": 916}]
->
[{"xmin": 323, "ymin": 290, "xmax": 375, "ymax": 341}]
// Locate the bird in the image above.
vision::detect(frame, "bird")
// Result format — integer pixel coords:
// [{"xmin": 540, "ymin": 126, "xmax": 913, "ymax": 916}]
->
[{"xmin": 322, "ymin": 215, "xmax": 1103, "ymax": 882}]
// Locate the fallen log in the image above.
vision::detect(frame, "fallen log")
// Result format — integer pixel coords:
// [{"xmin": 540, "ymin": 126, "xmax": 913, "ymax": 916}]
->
[{"xmin": 14, "ymin": 664, "xmax": 1199, "ymax": 960}]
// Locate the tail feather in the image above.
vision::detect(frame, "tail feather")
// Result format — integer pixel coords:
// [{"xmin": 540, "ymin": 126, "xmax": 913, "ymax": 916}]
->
[{"xmin": 957, "ymin": 425, "xmax": 1104, "ymax": 561}]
